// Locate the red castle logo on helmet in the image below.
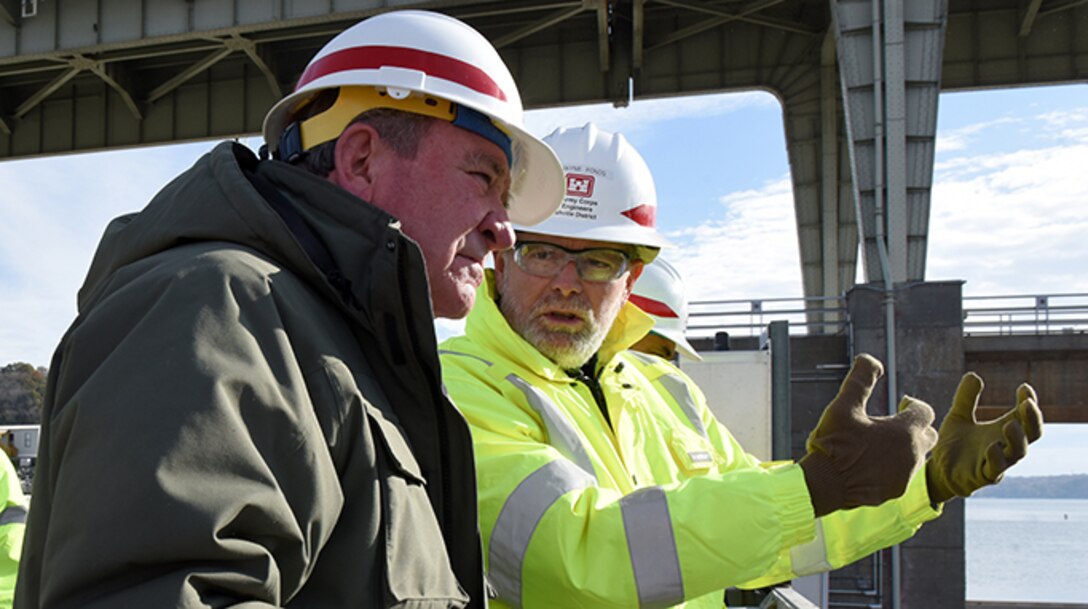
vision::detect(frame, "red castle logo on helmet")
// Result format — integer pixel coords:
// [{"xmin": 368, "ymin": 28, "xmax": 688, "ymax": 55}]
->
[{"xmin": 566, "ymin": 173, "xmax": 595, "ymax": 198}]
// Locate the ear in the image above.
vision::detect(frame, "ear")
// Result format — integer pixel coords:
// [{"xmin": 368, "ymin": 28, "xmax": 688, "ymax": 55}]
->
[
  {"xmin": 624, "ymin": 260, "xmax": 645, "ymax": 295},
  {"xmin": 328, "ymin": 122, "xmax": 383, "ymax": 200}
]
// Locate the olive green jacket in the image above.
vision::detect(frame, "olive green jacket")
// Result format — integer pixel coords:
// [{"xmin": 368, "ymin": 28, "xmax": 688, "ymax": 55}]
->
[{"xmin": 16, "ymin": 142, "xmax": 484, "ymax": 608}]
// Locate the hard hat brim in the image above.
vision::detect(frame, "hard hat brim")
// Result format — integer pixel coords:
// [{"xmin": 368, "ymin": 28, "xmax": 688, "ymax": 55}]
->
[
  {"xmin": 652, "ymin": 328, "xmax": 703, "ymax": 362},
  {"xmin": 505, "ymin": 124, "xmax": 564, "ymax": 226},
  {"xmin": 514, "ymin": 216, "xmax": 673, "ymax": 250}
]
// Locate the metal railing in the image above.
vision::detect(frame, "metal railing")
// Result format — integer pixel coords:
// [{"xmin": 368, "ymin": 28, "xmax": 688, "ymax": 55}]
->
[
  {"xmin": 683, "ymin": 292, "xmax": 1088, "ymax": 339},
  {"xmin": 687, "ymin": 295, "xmax": 848, "ymax": 338},
  {"xmin": 727, "ymin": 585, "xmax": 822, "ymax": 609},
  {"xmin": 962, "ymin": 293, "xmax": 1088, "ymax": 336},
  {"xmin": 760, "ymin": 586, "xmax": 822, "ymax": 609}
]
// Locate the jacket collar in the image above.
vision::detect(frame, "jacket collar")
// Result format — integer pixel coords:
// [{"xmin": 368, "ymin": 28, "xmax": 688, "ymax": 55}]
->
[{"xmin": 254, "ymin": 147, "xmax": 439, "ymax": 371}]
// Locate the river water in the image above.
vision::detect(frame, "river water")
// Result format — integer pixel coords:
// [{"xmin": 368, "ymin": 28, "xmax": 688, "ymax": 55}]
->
[{"xmin": 966, "ymin": 497, "xmax": 1088, "ymax": 603}]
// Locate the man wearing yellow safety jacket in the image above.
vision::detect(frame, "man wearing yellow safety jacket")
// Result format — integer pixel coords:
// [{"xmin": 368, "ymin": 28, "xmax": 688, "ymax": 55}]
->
[
  {"xmin": 0, "ymin": 454, "xmax": 26, "ymax": 609},
  {"xmin": 439, "ymin": 123, "xmax": 1044, "ymax": 608}
]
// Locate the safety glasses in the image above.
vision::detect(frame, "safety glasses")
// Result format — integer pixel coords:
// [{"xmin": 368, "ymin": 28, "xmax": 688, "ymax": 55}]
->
[{"xmin": 512, "ymin": 241, "xmax": 631, "ymax": 283}]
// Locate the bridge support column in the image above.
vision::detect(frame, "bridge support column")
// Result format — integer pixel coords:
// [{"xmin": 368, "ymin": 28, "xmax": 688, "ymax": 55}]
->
[
  {"xmin": 846, "ymin": 280, "xmax": 965, "ymax": 609},
  {"xmin": 831, "ymin": 0, "xmax": 947, "ymax": 286}
]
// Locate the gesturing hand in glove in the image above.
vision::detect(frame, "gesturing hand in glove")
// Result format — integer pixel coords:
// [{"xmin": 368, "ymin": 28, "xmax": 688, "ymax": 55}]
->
[
  {"xmin": 925, "ymin": 374, "xmax": 1043, "ymax": 504},
  {"xmin": 800, "ymin": 354, "xmax": 939, "ymax": 517}
]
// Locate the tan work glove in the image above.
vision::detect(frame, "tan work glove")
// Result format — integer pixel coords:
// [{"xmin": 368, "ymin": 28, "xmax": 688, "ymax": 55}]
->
[
  {"xmin": 925, "ymin": 374, "xmax": 1043, "ymax": 504},
  {"xmin": 799, "ymin": 354, "xmax": 939, "ymax": 517}
]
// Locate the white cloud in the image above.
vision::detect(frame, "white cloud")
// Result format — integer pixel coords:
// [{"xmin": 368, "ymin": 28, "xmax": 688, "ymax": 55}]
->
[
  {"xmin": 928, "ymin": 139, "xmax": 1088, "ymax": 295},
  {"xmin": 926, "ymin": 101, "xmax": 1088, "ymax": 295},
  {"xmin": 1039, "ymin": 107, "xmax": 1088, "ymax": 131},
  {"xmin": 936, "ymin": 105, "xmax": 1087, "ymax": 155},
  {"xmin": 663, "ymin": 175, "xmax": 802, "ymax": 304},
  {"xmin": 936, "ymin": 117, "xmax": 1018, "ymax": 153}
]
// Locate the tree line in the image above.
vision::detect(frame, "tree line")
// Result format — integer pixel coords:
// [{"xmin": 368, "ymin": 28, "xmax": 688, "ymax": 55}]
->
[{"xmin": 0, "ymin": 362, "xmax": 45, "ymax": 425}]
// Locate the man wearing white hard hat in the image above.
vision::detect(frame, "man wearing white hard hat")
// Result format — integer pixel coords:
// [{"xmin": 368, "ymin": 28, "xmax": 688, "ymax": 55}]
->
[
  {"xmin": 439, "ymin": 123, "xmax": 1042, "ymax": 608},
  {"xmin": 17, "ymin": 11, "xmax": 563, "ymax": 609},
  {"xmin": 630, "ymin": 256, "xmax": 703, "ymax": 362}
]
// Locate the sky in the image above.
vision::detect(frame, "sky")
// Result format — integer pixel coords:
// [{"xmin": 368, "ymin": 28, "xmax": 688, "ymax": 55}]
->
[{"xmin": 0, "ymin": 83, "xmax": 1085, "ymax": 476}]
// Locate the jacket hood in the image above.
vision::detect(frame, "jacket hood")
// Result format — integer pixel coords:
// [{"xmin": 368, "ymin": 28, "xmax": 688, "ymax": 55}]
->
[
  {"xmin": 462, "ymin": 270, "xmax": 654, "ymax": 379},
  {"xmin": 77, "ymin": 142, "xmax": 410, "ymax": 318}
]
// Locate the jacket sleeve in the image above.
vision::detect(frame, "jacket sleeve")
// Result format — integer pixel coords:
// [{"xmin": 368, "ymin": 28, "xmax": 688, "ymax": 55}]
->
[
  {"xmin": 739, "ymin": 468, "xmax": 941, "ymax": 589},
  {"xmin": 442, "ymin": 357, "xmax": 818, "ymax": 609},
  {"xmin": 20, "ymin": 257, "xmax": 342, "ymax": 609},
  {"xmin": 666, "ymin": 365, "xmax": 942, "ymax": 591}
]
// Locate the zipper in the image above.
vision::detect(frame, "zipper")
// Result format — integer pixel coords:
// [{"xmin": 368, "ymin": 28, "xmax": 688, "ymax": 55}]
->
[
  {"xmin": 566, "ymin": 361, "xmax": 642, "ymax": 487},
  {"xmin": 566, "ymin": 360, "xmax": 611, "ymax": 429}
]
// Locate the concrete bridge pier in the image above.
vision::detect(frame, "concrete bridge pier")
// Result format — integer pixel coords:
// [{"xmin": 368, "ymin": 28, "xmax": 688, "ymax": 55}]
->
[{"xmin": 846, "ymin": 280, "xmax": 966, "ymax": 609}]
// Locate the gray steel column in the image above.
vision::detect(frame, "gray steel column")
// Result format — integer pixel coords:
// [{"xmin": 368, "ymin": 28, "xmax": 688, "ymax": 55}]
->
[
  {"xmin": 767, "ymin": 320, "xmax": 792, "ymax": 461},
  {"xmin": 831, "ymin": 0, "xmax": 946, "ymax": 286},
  {"xmin": 820, "ymin": 30, "xmax": 841, "ymax": 303},
  {"xmin": 831, "ymin": 4, "xmax": 948, "ymax": 606}
]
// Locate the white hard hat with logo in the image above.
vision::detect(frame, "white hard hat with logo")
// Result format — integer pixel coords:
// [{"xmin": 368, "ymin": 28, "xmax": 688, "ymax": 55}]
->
[
  {"xmin": 516, "ymin": 123, "xmax": 671, "ymax": 262},
  {"xmin": 262, "ymin": 9, "xmax": 563, "ymax": 226},
  {"xmin": 629, "ymin": 257, "xmax": 702, "ymax": 361}
]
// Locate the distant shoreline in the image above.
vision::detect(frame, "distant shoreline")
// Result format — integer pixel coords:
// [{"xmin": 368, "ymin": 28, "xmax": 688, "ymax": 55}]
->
[{"xmin": 971, "ymin": 474, "xmax": 1088, "ymax": 499}]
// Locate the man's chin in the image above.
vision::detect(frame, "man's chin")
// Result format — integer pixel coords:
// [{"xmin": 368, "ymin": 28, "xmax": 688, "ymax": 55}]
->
[
  {"xmin": 432, "ymin": 285, "xmax": 477, "ymax": 320},
  {"xmin": 526, "ymin": 331, "xmax": 594, "ymax": 367},
  {"xmin": 543, "ymin": 344, "xmax": 595, "ymax": 370}
]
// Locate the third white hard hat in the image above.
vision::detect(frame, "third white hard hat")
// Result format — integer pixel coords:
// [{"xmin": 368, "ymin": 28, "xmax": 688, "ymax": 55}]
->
[
  {"xmin": 629, "ymin": 257, "xmax": 702, "ymax": 361},
  {"xmin": 516, "ymin": 123, "xmax": 671, "ymax": 262}
]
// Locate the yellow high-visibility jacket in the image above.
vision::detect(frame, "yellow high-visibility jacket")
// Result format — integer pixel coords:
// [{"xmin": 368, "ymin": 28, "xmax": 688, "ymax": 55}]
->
[
  {"xmin": 0, "ymin": 456, "xmax": 26, "ymax": 609},
  {"xmin": 440, "ymin": 273, "xmax": 941, "ymax": 609}
]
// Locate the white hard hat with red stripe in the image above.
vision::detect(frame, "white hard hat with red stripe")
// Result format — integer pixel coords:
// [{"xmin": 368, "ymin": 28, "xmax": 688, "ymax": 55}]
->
[
  {"xmin": 262, "ymin": 9, "xmax": 563, "ymax": 226},
  {"xmin": 515, "ymin": 123, "xmax": 671, "ymax": 262},
  {"xmin": 629, "ymin": 257, "xmax": 702, "ymax": 361}
]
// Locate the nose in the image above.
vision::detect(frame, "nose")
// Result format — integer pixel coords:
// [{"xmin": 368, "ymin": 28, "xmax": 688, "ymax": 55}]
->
[
  {"xmin": 550, "ymin": 259, "xmax": 583, "ymax": 297},
  {"xmin": 479, "ymin": 208, "xmax": 515, "ymax": 252}
]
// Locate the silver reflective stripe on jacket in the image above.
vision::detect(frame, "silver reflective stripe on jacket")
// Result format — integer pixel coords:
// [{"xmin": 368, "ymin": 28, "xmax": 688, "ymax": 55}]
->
[
  {"xmin": 657, "ymin": 373, "xmax": 710, "ymax": 441},
  {"xmin": 438, "ymin": 349, "xmax": 494, "ymax": 367},
  {"xmin": 0, "ymin": 503, "xmax": 27, "ymax": 526},
  {"xmin": 438, "ymin": 354, "xmax": 602, "ymax": 478},
  {"xmin": 620, "ymin": 486, "xmax": 685, "ymax": 607},
  {"xmin": 789, "ymin": 519, "xmax": 832, "ymax": 576},
  {"xmin": 506, "ymin": 374, "xmax": 598, "ymax": 477},
  {"xmin": 489, "ymin": 459, "xmax": 595, "ymax": 608}
]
